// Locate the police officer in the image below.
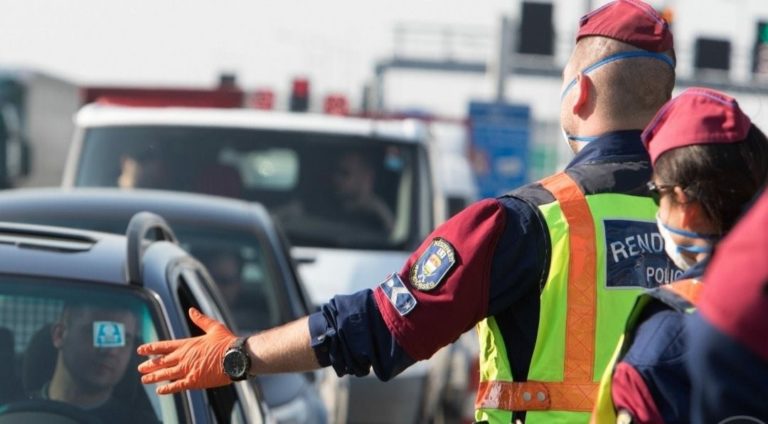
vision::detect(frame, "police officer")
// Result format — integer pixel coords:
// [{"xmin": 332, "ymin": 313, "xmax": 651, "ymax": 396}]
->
[
  {"xmin": 137, "ymin": 1, "xmax": 678, "ymax": 423},
  {"xmin": 687, "ymin": 188, "xmax": 768, "ymax": 423},
  {"xmin": 592, "ymin": 88, "xmax": 768, "ymax": 423}
]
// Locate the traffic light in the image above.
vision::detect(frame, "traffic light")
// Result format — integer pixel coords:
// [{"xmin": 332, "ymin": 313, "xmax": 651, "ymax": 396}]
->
[
  {"xmin": 289, "ymin": 78, "xmax": 310, "ymax": 112},
  {"xmin": 518, "ymin": 2, "xmax": 554, "ymax": 56},
  {"xmin": 694, "ymin": 37, "xmax": 731, "ymax": 72},
  {"xmin": 753, "ymin": 21, "xmax": 768, "ymax": 78}
]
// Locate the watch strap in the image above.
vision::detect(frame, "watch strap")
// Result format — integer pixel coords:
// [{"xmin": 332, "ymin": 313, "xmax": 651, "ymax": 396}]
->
[
  {"xmin": 230, "ymin": 336, "xmax": 248, "ymax": 351},
  {"xmin": 224, "ymin": 336, "xmax": 252, "ymax": 381}
]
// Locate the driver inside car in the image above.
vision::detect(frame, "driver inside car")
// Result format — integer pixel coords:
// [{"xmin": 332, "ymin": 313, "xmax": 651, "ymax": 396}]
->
[{"xmin": 29, "ymin": 302, "xmax": 159, "ymax": 424}]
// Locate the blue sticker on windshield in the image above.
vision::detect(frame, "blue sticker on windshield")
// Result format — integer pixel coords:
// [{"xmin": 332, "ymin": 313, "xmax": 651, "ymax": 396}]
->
[
  {"xmin": 410, "ymin": 238, "xmax": 456, "ymax": 291},
  {"xmin": 604, "ymin": 219, "xmax": 683, "ymax": 288},
  {"xmin": 93, "ymin": 321, "xmax": 126, "ymax": 348},
  {"xmin": 379, "ymin": 274, "xmax": 417, "ymax": 316}
]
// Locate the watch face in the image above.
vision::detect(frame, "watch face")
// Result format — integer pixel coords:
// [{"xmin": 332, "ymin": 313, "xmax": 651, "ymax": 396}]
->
[{"xmin": 223, "ymin": 349, "xmax": 248, "ymax": 379}]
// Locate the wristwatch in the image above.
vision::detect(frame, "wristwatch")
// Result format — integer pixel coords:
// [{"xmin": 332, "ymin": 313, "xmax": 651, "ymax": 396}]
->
[{"xmin": 222, "ymin": 337, "xmax": 252, "ymax": 381}]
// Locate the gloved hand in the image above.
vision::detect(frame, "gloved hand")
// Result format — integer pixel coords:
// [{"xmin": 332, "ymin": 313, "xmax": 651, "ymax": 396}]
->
[{"xmin": 137, "ymin": 307, "xmax": 239, "ymax": 394}]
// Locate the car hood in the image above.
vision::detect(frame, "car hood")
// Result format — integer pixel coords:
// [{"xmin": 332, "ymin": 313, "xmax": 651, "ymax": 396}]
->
[{"xmin": 291, "ymin": 246, "xmax": 409, "ymax": 306}]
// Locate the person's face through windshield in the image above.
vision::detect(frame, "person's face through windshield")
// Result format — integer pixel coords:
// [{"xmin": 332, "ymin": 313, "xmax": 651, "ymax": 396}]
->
[
  {"xmin": 52, "ymin": 307, "xmax": 137, "ymax": 392},
  {"xmin": 117, "ymin": 150, "xmax": 167, "ymax": 189},
  {"xmin": 332, "ymin": 152, "xmax": 374, "ymax": 202}
]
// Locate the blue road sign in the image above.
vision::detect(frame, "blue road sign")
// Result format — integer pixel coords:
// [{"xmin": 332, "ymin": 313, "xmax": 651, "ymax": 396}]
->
[{"xmin": 468, "ymin": 101, "xmax": 531, "ymax": 198}]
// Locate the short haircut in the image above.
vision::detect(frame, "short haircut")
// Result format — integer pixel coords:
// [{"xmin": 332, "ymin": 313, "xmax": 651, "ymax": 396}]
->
[
  {"xmin": 654, "ymin": 124, "xmax": 768, "ymax": 234},
  {"xmin": 571, "ymin": 36, "xmax": 676, "ymax": 122}
]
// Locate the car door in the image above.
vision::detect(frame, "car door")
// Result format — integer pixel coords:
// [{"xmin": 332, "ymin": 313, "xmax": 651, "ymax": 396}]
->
[{"xmin": 169, "ymin": 259, "xmax": 270, "ymax": 424}]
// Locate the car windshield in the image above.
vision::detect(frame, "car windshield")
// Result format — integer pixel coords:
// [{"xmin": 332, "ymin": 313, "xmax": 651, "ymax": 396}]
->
[
  {"xmin": 0, "ymin": 276, "xmax": 181, "ymax": 423},
  {"xmin": 76, "ymin": 126, "xmax": 426, "ymax": 250},
  {"xmin": 0, "ymin": 215, "xmax": 293, "ymax": 333}
]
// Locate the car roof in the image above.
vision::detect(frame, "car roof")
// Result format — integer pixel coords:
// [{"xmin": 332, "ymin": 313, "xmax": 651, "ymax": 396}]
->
[
  {"xmin": 0, "ymin": 220, "xmax": 135, "ymax": 285},
  {"xmin": 0, "ymin": 188, "xmax": 272, "ymax": 232},
  {"xmin": 76, "ymin": 104, "xmax": 430, "ymax": 144}
]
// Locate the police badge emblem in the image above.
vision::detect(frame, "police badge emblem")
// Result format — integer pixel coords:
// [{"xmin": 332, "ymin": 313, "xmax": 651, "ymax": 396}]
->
[{"xmin": 410, "ymin": 238, "xmax": 456, "ymax": 291}]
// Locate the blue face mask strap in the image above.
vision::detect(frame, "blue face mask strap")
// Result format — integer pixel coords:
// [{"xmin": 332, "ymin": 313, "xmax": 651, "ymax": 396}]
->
[
  {"xmin": 567, "ymin": 135, "xmax": 599, "ymax": 143},
  {"xmin": 677, "ymin": 244, "xmax": 713, "ymax": 255},
  {"xmin": 661, "ymin": 221, "xmax": 719, "ymax": 241},
  {"xmin": 560, "ymin": 51, "xmax": 675, "ymax": 101}
]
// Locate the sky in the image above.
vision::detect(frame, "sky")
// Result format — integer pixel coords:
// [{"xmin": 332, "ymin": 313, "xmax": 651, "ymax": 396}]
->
[
  {"xmin": 0, "ymin": 0, "xmax": 519, "ymax": 99},
  {"xmin": 3, "ymin": 0, "xmax": 767, "ymax": 120}
]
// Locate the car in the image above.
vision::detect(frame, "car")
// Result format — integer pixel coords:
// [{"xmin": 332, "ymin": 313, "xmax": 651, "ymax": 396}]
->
[
  {"xmin": 62, "ymin": 104, "xmax": 452, "ymax": 423},
  {"xmin": 0, "ymin": 187, "xmax": 346, "ymax": 424},
  {"xmin": 0, "ymin": 212, "xmax": 269, "ymax": 423},
  {"xmin": 430, "ymin": 120, "xmax": 479, "ymax": 219}
]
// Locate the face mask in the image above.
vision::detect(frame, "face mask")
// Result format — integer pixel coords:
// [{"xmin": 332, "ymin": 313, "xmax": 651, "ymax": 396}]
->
[
  {"xmin": 560, "ymin": 127, "xmax": 570, "ymax": 147},
  {"xmin": 656, "ymin": 213, "xmax": 715, "ymax": 271}
]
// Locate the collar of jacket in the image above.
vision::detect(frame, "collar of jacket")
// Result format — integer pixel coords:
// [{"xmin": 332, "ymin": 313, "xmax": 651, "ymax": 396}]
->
[{"xmin": 567, "ymin": 130, "xmax": 648, "ymax": 169}]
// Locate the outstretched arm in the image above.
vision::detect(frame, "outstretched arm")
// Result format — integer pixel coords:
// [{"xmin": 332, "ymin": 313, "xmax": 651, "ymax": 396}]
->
[
  {"xmin": 138, "ymin": 197, "xmax": 543, "ymax": 394},
  {"xmin": 137, "ymin": 307, "xmax": 318, "ymax": 395},
  {"xmin": 246, "ymin": 316, "xmax": 319, "ymax": 374}
]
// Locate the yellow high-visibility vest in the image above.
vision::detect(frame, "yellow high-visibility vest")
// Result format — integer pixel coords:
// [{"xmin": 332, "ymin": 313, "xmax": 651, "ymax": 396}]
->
[{"xmin": 475, "ymin": 171, "xmax": 678, "ymax": 424}]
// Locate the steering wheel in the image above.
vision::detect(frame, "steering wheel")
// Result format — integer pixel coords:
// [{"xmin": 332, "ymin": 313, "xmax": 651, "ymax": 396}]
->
[{"xmin": 0, "ymin": 399, "xmax": 103, "ymax": 424}]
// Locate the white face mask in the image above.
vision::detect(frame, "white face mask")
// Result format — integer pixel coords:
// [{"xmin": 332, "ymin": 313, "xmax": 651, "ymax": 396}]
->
[
  {"xmin": 656, "ymin": 213, "xmax": 714, "ymax": 271},
  {"xmin": 561, "ymin": 127, "xmax": 571, "ymax": 149}
]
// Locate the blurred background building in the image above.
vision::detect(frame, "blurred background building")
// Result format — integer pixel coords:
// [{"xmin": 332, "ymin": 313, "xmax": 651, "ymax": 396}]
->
[{"xmin": 0, "ymin": 0, "xmax": 766, "ymax": 201}]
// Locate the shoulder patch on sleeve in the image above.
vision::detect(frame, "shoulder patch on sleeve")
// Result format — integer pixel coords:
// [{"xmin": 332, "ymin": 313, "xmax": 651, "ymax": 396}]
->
[
  {"xmin": 409, "ymin": 237, "xmax": 456, "ymax": 291},
  {"xmin": 379, "ymin": 273, "xmax": 418, "ymax": 316}
]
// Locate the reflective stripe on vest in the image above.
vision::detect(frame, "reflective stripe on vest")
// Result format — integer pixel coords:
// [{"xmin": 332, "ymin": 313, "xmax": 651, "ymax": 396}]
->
[
  {"xmin": 590, "ymin": 279, "xmax": 701, "ymax": 423},
  {"xmin": 475, "ymin": 171, "xmax": 664, "ymax": 424}
]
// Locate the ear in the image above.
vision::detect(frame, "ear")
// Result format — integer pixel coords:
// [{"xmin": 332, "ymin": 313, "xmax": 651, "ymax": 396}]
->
[
  {"xmin": 674, "ymin": 187, "xmax": 705, "ymax": 228},
  {"xmin": 672, "ymin": 186, "xmax": 689, "ymax": 204},
  {"xmin": 572, "ymin": 73, "xmax": 591, "ymax": 114},
  {"xmin": 51, "ymin": 322, "xmax": 66, "ymax": 349}
]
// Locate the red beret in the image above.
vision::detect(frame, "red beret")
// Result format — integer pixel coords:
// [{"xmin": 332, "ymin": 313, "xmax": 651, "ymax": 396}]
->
[
  {"xmin": 699, "ymin": 188, "xmax": 768, "ymax": 361},
  {"xmin": 577, "ymin": 0, "xmax": 673, "ymax": 52},
  {"xmin": 642, "ymin": 88, "xmax": 752, "ymax": 164}
]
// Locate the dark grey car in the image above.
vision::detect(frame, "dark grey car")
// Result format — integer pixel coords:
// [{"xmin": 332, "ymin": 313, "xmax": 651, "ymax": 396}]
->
[
  {"xmin": 0, "ymin": 188, "xmax": 344, "ymax": 424},
  {"xmin": 0, "ymin": 213, "xmax": 268, "ymax": 423}
]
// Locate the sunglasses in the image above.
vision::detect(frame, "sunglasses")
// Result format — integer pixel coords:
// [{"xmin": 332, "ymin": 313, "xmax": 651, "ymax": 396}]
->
[{"xmin": 646, "ymin": 181, "xmax": 676, "ymax": 206}]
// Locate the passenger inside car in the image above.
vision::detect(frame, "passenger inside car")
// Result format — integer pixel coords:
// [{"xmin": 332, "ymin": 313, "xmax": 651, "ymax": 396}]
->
[
  {"xmin": 116, "ymin": 146, "xmax": 172, "ymax": 190},
  {"xmin": 196, "ymin": 247, "xmax": 274, "ymax": 332}
]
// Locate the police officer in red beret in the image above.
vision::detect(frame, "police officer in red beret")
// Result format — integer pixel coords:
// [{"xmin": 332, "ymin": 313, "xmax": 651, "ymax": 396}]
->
[
  {"xmin": 136, "ymin": 2, "xmax": 682, "ymax": 422},
  {"xmin": 592, "ymin": 88, "xmax": 768, "ymax": 423},
  {"xmin": 687, "ymin": 188, "xmax": 768, "ymax": 422}
]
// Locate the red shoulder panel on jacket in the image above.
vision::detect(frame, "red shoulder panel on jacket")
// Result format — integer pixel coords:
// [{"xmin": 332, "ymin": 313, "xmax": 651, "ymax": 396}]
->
[{"xmin": 373, "ymin": 198, "xmax": 505, "ymax": 360}]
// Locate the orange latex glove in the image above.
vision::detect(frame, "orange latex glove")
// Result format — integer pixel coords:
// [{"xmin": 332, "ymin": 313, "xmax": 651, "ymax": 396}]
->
[{"xmin": 137, "ymin": 307, "xmax": 239, "ymax": 395}]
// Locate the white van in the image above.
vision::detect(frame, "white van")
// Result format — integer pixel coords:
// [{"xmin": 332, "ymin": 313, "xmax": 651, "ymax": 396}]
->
[
  {"xmin": 430, "ymin": 121, "xmax": 479, "ymax": 218},
  {"xmin": 62, "ymin": 104, "xmax": 451, "ymax": 423}
]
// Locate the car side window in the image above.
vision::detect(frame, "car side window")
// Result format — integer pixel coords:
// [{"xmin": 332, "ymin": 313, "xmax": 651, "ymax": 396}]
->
[
  {"xmin": 0, "ymin": 277, "xmax": 181, "ymax": 424},
  {"xmin": 174, "ymin": 266, "xmax": 263, "ymax": 424}
]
